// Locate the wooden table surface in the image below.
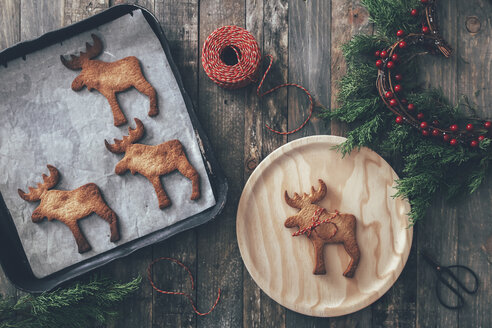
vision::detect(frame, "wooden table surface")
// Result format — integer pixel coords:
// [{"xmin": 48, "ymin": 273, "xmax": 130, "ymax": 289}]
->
[{"xmin": 1, "ymin": 0, "xmax": 491, "ymax": 327}]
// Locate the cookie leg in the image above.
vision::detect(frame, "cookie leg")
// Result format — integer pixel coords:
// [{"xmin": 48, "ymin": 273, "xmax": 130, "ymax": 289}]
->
[
  {"xmin": 342, "ymin": 237, "xmax": 360, "ymax": 278},
  {"xmin": 103, "ymin": 91, "xmax": 127, "ymax": 126},
  {"xmin": 94, "ymin": 205, "xmax": 120, "ymax": 242},
  {"xmin": 134, "ymin": 78, "xmax": 158, "ymax": 117},
  {"xmin": 176, "ymin": 155, "xmax": 200, "ymax": 200},
  {"xmin": 312, "ymin": 239, "xmax": 327, "ymax": 275},
  {"xmin": 150, "ymin": 176, "xmax": 171, "ymax": 209},
  {"xmin": 66, "ymin": 222, "xmax": 91, "ymax": 253}
]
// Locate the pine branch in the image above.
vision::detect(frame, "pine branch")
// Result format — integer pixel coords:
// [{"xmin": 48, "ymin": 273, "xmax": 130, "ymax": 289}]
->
[{"xmin": 0, "ymin": 276, "xmax": 141, "ymax": 328}]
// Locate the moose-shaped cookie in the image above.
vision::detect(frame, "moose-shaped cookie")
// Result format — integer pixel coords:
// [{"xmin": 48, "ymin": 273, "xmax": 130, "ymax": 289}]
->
[
  {"xmin": 105, "ymin": 118, "xmax": 200, "ymax": 209},
  {"xmin": 284, "ymin": 179, "xmax": 360, "ymax": 277},
  {"xmin": 18, "ymin": 165, "xmax": 120, "ymax": 253},
  {"xmin": 60, "ymin": 34, "xmax": 158, "ymax": 126}
]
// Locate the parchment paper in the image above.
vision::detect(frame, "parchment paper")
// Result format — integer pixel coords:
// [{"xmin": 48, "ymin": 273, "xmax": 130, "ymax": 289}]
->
[{"xmin": 0, "ymin": 10, "xmax": 216, "ymax": 278}]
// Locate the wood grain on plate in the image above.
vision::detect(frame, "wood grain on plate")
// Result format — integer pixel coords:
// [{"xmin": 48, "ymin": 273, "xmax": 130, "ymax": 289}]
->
[{"xmin": 237, "ymin": 135, "xmax": 412, "ymax": 317}]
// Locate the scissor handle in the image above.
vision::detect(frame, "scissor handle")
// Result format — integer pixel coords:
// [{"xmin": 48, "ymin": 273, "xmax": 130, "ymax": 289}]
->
[{"xmin": 435, "ymin": 265, "xmax": 479, "ymax": 309}]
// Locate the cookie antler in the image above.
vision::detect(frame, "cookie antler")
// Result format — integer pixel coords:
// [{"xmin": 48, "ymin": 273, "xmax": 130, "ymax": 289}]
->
[
  {"xmin": 105, "ymin": 118, "xmax": 145, "ymax": 154},
  {"xmin": 60, "ymin": 34, "xmax": 103, "ymax": 70},
  {"xmin": 284, "ymin": 190, "xmax": 304, "ymax": 209},
  {"xmin": 18, "ymin": 165, "xmax": 60, "ymax": 202},
  {"xmin": 308, "ymin": 179, "xmax": 327, "ymax": 204},
  {"xmin": 285, "ymin": 179, "xmax": 327, "ymax": 209}
]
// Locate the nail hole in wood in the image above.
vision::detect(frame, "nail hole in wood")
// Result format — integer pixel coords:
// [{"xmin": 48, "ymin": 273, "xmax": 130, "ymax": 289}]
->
[{"xmin": 465, "ymin": 16, "xmax": 481, "ymax": 34}]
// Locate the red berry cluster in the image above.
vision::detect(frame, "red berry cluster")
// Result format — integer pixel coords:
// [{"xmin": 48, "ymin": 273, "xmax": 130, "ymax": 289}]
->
[{"xmin": 374, "ymin": 0, "xmax": 491, "ymax": 148}]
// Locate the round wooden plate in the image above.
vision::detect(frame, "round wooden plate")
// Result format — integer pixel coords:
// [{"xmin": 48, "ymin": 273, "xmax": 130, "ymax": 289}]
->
[{"xmin": 236, "ymin": 135, "xmax": 412, "ymax": 317}]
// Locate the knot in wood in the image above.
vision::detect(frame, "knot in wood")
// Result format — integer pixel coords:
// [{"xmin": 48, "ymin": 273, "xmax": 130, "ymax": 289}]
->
[{"xmin": 465, "ymin": 16, "xmax": 481, "ymax": 34}]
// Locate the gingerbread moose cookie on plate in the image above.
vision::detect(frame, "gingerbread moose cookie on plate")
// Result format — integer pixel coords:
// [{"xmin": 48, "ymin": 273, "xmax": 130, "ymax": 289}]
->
[
  {"xmin": 284, "ymin": 179, "xmax": 360, "ymax": 277},
  {"xmin": 60, "ymin": 34, "xmax": 158, "ymax": 126}
]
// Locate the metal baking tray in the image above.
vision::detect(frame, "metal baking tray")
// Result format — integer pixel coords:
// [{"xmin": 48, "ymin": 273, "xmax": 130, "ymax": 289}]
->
[{"xmin": 0, "ymin": 4, "xmax": 227, "ymax": 292}]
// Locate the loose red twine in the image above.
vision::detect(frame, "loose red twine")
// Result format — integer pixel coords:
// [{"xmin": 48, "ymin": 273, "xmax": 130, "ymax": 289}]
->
[
  {"xmin": 201, "ymin": 25, "xmax": 314, "ymax": 135},
  {"xmin": 292, "ymin": 208, "xmax": 339, "ymax": 237},
  {"xmin": 147, "ymin": 257, "xmax": 221, "ymax": 316}
]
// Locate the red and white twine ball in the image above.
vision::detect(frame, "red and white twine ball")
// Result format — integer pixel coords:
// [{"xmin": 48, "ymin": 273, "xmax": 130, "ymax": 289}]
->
[
  {"xmin": 202, "ymin": 25, "xmax": 261, "ymax": 89},
  {"xmin": 202, "ymin": 25, "xmax": 314, "ymax": 135}
]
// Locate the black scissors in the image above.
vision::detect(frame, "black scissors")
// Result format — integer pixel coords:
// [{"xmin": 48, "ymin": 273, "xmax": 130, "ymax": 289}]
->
[{"xmin": 421, "ymin": 250, "xmax": 479, "ymax": 309}]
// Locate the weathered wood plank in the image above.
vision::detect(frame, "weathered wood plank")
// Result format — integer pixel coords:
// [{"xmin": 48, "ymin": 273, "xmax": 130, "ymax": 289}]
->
[
  {"xmin": 415, "ymin": 1, "xmax": 460, "ymax": 327},
  {"xmin": 0, "ymin": 0, "xmax": 20, "ymax": 50},
  {"xmin": 243, "ymin": 0, "xmax": 265, "ymax": 326},
  {"xmin": 152, "ymin": 1, "xmax": 199, "ymax": 326},
  {"xmin": 100, "ymin": 248, "xmax": 153, "ymax": 328},
  {"xmin": 259, "ymin": 1, "xmax": 289, "ymax": 327},
  {"xmin": 287, "ymin": 0, "xmax": 330, "ymax": 142},
  {"xmin": 111, "ymin": 0, "xmax": 155, "ymax": 13},
  {"xmin": 285, "ymin": 1, "xmax": 329, "ymax": 325},
  {"xmin": 286, "ymin": 0, "xmax": 370, "ymax": 326},
  {"xmin": 20, "ymin": 0, "xmax": 64, "ymax": 38},
  {"xmin": 196, "ymin": 1, "xmax": 245, "ymax": 327},
  {"xmin": 0, "ymin": 0, "xmax": 21, "ymax": 303},
  {"xmin": 64, "ymin": 0, "xmax": 109, "ymax": 26},
  {"xmin": 155, "ymin": 0, "xmax": 199, "ymax": 108},
  {"xmin": 150, "ymin": 232, "xmax": 196, "ymax": 328},
  {"xmin": 329, "ymin": 0, "xmax": 372, "ymax": 137},
  {"xmin": 456, "ymin": 0, "xmax": 492, "ymax": 327}
]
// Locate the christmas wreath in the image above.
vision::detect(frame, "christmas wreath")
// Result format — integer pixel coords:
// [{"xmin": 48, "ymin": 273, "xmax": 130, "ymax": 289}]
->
[{"xmin": 323, "ymin": 0, "xmax": 492, "ymax": 224}]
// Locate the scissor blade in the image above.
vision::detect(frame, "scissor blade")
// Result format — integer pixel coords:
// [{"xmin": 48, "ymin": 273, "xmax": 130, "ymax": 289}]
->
[{"xmin": 421, "ymin": 250, "xmax": 441, "ymax": 269}]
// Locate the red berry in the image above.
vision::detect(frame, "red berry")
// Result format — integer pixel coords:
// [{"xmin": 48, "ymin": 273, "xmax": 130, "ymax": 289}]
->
[
  {"xmin": 395, "ymin": 116, "xmax": 403, "ymax": 124},
  {"xmin": 380, "ymin": 50, "xmax": 388, "ymax": 58},
  {"xmin": 443, "ymin": 134, "xmax": 451, "ymax": 142},
  {"xmin": 432, "ymin": 120, "xmax": 440, "ymax": 126},
  {"xmin": 399, "ymin": 41, "xmax": 407, "ymax": 48},
  {"xmin": 401, "ymin": 98, "xmax": 408, "ymax": 104},
  {"xmin": 376, "ymin": 60, "xmax": 383, "ymax": 68},
  {"xmin": 422, "ymin": 130, "xmax": 430, "ymax": 137},
  {"xmin": 417, "ymin": 112, "xmax": 424, "ymax": 120},
  {"xmin": 422, "ymin": 26, "xmax": 430, "ymax": 34},
  {"xmin": 394, "ymin": 84, "xmax": 402, "ymax": 93},
  {"xmin": 387, "ymin": 61, "xmax": 395, "ymax": 69},
  {"xmin": 397, "ymin": 30, "xmax": 405, "ymax": 37},
  {"xmin": 432, "ymin": 129, "xmax": 440, "ymax": 137},
  {"xmin": 420, "ymin": 121, "xmax": 428, "ymax": 129},
  {"xmin": 375, "ymin": 50, "xmax": 381, "ymax": 57},
  {"xmin": 450, "ymin": 138, "xmax": 458, "ymax": 146},
  {"xmin": 411, "ymin": 9, "xmax": 418, "ymax": 16},
  {"xmin": 450, "ymin": 124, "xmax": 459, "ymax": 132},
  {"xmin": 407, "ymin": 103, "xmax": 415, "ymax": 111},
  {"xmin": 484, "ymin": 121, "xmax": 492, "ymax": 129},
  {"xmin": 395, "ymin": 74, "xmax": 403, "ymax": 81},
  {"xmin": 478, "ymin": 135, "xmax": 485, "ymax": 142},
  {"xmin": 391, "ymin": 54, "xmax": 399, "ymax": 61},
  {"xmin": 385, "ymin": 91, "xmax": 394, "ymax": 99},
  {"xmin": 390, "ymin": 99, "xmax": 398, "ymax": 106},
  {"xmin": 466, "ymin": 123, "xmax": 474, "ymax": 131},
  {"xmin": 421, "ymin": 0, "xmax": 429, "ymax": 3},
  {"xmin": 470, "ymin": 140, "xmax": 479, "ymax": 147}
]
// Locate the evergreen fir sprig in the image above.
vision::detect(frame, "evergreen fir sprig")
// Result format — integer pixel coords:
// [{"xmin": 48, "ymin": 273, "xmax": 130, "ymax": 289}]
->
[
  {"xmin": 323, "ymin": 0, "xmax": 492, "ymax": 224},
  {"xmin": 361, "ymin": 0, "xmax": 420, "ymax": 40},
  {"xmin": 0, "ymin": 275, "xmax": 141, "ymax": 328}
]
